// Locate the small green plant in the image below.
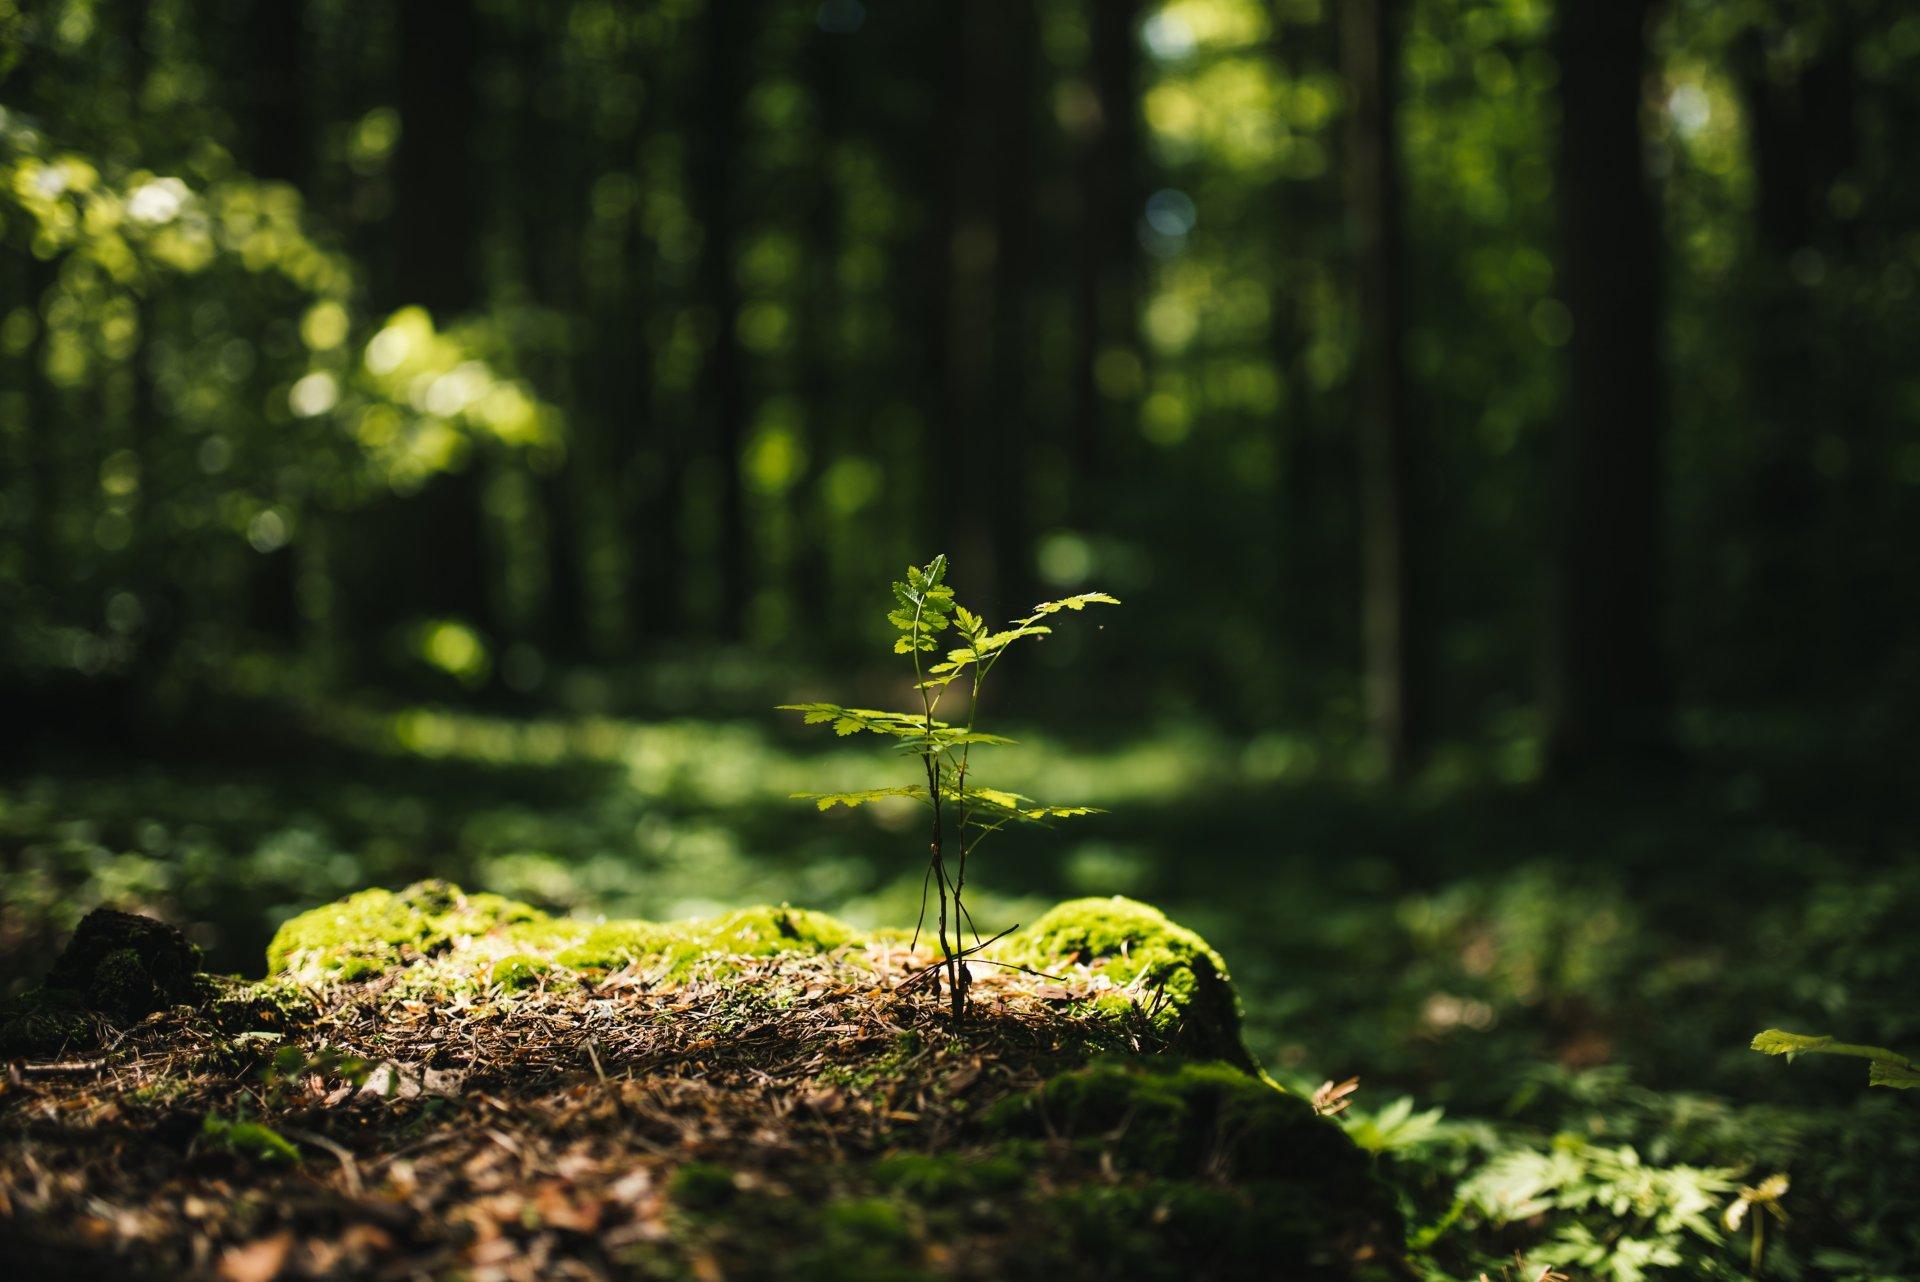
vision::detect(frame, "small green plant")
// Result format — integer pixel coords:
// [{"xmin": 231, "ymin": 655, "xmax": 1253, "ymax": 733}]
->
[
  {"xmin": 200, "ymin": 1113, "xmax": 302, "ymax": 1164},
  {"xmin": 780, "ymin": 554, "xmax": 1117, "ymax": 1028},
  {"xmin": 1750, "ymin": 1029, "xmax": 1920, "ymax": 1090}
]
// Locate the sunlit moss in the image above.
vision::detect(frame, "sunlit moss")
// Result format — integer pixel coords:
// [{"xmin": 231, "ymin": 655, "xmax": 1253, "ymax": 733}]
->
[
  {"xmin": 267, "ymin": 881, "xmax": 860, "ymax": 987},
  {"xmin": 994, "ymin": 896, "xmax": 1248, "ymax": 1063},
  {"xmin": 265, "ymin": 880, "xmax": 544, "ymax": 981}
]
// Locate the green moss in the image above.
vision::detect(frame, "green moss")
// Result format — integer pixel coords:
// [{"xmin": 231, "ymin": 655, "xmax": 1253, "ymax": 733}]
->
[
  {"xmin": 126, "ymin": 1075, "xmax": 191, "ymax": 1109},
  {"xmin": 268, "ymin": 882, "xmax": 858, "ymax": 988},
  {"xmin": 0, "ymin": 987, "xmax": 96, "ymax": 1058},
  {"xmin": 869, "ymin": 1149, "xmax": 1027, "ymax": 1199},
  {"xmin": 1038, "ymin": 1178, "xmax": 1383, "ymax": 1282},
  {"xmin": 201, "ymin": 1114, "xmax": 301, "ymax": 1165},
  {"xmin": 540, "ymin": 921, "xmax": 679, "ymax": 970},
  {"xmin": 206, "ymin": 974, "xmax": 322, "ymax": 1033},
  {"xmin": 796, "ymin": 1196, "xmax": 927, "ymax": 1282},
  {"xmin": 986, "ymin": 1058, "xmax": 1401, "ymax": 1274},
  {"xmin": 489, "ymin": 952, "xmax": 559, "ymax": 991},
  {"xmin": 696, "ymin": 905, "xmax": 856, "ymax": 955},
  {"xmin": 989, "ymin": 1058, "xmax": 1356, "ymax": 1181},
  {"xmin": 88, "ymin": 948, "xmax": 159, "ymax": 1019},
  {"xmin": 266, "ymin": 879, "xmax": 545, "ymax": 980},
  {"xmin": 995, "ymin": 896, "xmax": 1249, "ymax": 1063},
  {"xmin": 670, "ymin": 1161, "xmax": 739, "ymax": 1211}
]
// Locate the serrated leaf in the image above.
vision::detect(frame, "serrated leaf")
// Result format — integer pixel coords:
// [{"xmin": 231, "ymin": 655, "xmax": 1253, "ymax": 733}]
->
[
  {"xmin": 781, "ymin": 703, "xmax": 948, "ymax": 739},
  {"xmin": 1752, "ymin": 1030, "xmax": 1833, "ymax": 1057},
  {"xmin": 1029, "ymin": 592, "xmax": 1121, "ymax": 615},
  {"xmin": 792, "ymin": 787, "xmax": 925, "ymax": 811},
  {"xmin": 1869, "ymin": 1060, "xmax": 1920, "ymax": 1089}
]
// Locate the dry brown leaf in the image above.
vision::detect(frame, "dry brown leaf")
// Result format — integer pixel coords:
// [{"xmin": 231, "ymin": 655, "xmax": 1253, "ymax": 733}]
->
[{"xmin": 216, "ymin": 1230, "xmax": 294, "ymax": 1282}]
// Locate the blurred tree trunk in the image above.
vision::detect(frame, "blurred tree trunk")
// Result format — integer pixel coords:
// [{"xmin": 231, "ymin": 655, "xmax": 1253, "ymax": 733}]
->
[
  {"xmin": 937, "ymin": 0, "xmax": 1038, "ymax": 616},
  {"xmin": 618, "ymin": 182, "xmax": 674, "ymax": 648},
  {"xmin": 243, "ymin": 0, "xmax": 311, "ymax": 184},
  {"xmin": 986, "ymin": 0, "xmax": 1039, "ymax": 616},
  {"xmin": 23, "ymin": 255, "xmax": 55, "ymax": 587},
  {"xmin": 389, "ymin": 0, "xmax": 493, "ymax": 636},
  {"xmin": 1544, "ymin": 0, "xmax": 1670, "ymax": 775},
  {"xmin": 792, "ymin": 22, "xmax": 847, "ymax": 625},
  {"xmin": 692, "ymin": 0, "xmax": 758, "ymax": 638},
  {"xmin": 508, "ymin": 5, "xmax": 588, "ymax": 658},
  {"xmin": 1068, "ymin": 0, "xmax": 1141, "ymax": 494},
  {"xmin": 1341, "ymin": 0, "xmax": 1425, "ymax": 781},
  {"xmin": 1272, "ymin": 8, "xmax": 1354, "ymax": 713},
  {"xmin": 1735, "ymin": 18, "xmax": 1859, "ymax": 684},
  {"xmin": 239, "ymin": 0, "xmax": 309, "ymax": 643}
]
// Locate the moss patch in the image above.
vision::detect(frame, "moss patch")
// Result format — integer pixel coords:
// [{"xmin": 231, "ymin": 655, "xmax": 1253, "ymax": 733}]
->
[
  {"xmin": 0, "ymin": 987, "xmax": 99, "ymax": 1058},
  {"xmin": 987, "ymin": 1059, "xmax": 1402, "ymax": 1278},
  {"xmin": 265, "ymin": 879, "xmax": 544, "ymax": 981},
  {"xmin": 266, "ymin": 881, "xmax": 860, "ymax": 989},
  {"xmin": 992, "ymin": 896, "xmax": 1250, "ymax": 1063}
]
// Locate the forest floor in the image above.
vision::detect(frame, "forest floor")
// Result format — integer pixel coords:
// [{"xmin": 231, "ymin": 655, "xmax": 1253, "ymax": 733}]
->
[
  {"xmin": 5, "ymin": 695, "xmax": 1920, "ymax": 1278},
  {"xmin": 0, "ymin": 887, "xmax": 1397, "ymax": 1282}
]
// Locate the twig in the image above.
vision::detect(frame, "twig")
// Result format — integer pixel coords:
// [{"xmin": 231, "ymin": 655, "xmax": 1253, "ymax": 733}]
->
[
  {"xmin": 585, "ymin": 1036, "xmax": 628, "ymax": 1120},
  {"xmin": 18, "ymin": 1059, "xmax": 106, "ymax": 1075},
  {"xmin": 283, "ymin": 1127, "xmax": 362, "ymax": 1196},
  {"xmin": 893, "ymin": 924, "xmax": 1023, "ymax": 992}
]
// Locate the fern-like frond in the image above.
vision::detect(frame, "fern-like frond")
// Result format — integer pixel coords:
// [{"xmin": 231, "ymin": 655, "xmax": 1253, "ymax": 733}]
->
[{"xmin": 1028, "ymin": 592, "xmax": 1121, "ymax": 616}]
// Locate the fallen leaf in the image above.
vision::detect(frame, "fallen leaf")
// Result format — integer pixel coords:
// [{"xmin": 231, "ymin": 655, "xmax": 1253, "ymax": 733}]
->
[{"xmin": 217, "ymin": 1230, "xmax": 294, "ymax": 1282}]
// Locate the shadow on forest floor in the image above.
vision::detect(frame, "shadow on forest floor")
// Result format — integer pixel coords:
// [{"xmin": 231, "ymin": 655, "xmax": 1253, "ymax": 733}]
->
[{"xmin": 5, "ymin": 696, "xmax": 1917, "ymax": 1118}]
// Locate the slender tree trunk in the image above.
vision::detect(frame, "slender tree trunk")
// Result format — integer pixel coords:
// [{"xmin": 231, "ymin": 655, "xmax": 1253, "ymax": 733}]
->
[
  {"xmin": 624, "ymin": 208, "xmax": 679, "ymax": 645},
  {"xmin": 792, "ymin": 22, "xmax": 848, "ymax": 623},
  {"xmin": 1068, "ymin": 0, "xmax": 1141, "ymax": 491},
  {"xmin": 1734, "ymin": 21, "xmax": 1859, "ymax": 686},
  {"xmin": 1342, "ymin": 0, "xmax": 1424, "ymax": 780},
  {"xmin": 25, "ymin": 255, "xmax": 59, "ymax": 595},
  {"xmin": 389, "ymin": 0, "xmax": 492, "ymax": 636},
  {"xmin": 244, "ymin": 0, "xmax": 311, "ymax": 185},
  {"xmin": 693, "ymin": 0, "xmax": 757, "ymax": 637},
  {"xmin": 937, "ymin": 0, "xmax": 1038, "ymax": 615},
  {"xmin": 239, "ymin": 0, "xmax": 309, "ymax": 643},
  {"xmin": 508, "ymin": 5, "xmax": 590, "ymax": 658},
  {"xmin": 1544, "ymin": 0, "xmax": 1670, "ymax": 775},
  {"xmin": 1271, "ymin": 5, "xmax": 1350, "ymax": 710},
  {"xmin": 986, "ymin": 0, "xmax": 1039, "ymax": 616}
]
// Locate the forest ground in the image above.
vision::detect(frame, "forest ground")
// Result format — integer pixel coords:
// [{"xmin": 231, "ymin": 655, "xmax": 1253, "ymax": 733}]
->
[{"xmin": 3, "ymin": 688, "xmax": 1918, "ymax": 1278}]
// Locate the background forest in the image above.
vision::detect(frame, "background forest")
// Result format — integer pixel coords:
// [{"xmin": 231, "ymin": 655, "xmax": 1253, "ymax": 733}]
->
[{"xmin": 5, "ymin": 0, "xmax": 1920, "ymax": 1277}]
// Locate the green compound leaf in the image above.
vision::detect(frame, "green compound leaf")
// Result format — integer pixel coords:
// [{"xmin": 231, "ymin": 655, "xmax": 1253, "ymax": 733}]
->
[{"xmin": 791, "ymin": 787, "xmax": 926, "ymax": 812}]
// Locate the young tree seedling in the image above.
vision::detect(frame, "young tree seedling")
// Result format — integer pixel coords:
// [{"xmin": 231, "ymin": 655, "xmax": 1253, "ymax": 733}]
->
[{"xmin": 780, "ymin": 554, "xmax": 1118, "ymax": 1029}]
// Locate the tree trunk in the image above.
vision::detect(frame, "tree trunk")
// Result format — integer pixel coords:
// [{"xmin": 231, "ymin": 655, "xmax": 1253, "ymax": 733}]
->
[
  {"xmin": 985, "ymin": 0, "xmax": 1039, "ymax": 616},
  {"xmin": 239, "ymin": 0, "xmax": 309, "ymax": 644},
  {"xmin": 692, "ymin": 0, "xmax": 758, "ymax": 638},
  {"xmin": 1067, "ymin": 0, "xmax": 1141, "ymax": 490},
  {"xmin": 936, "ymin": 0, "xmax": 1039, "ymax": 616},
  {"xmin": 1342, "ymin": 0, "xmax": 1424, "ymax": 780},
  {"xmin": 1544, "ymin": 0, "xmax": 1670, "ymax": 775},
  {"xmin": 243, "ymin": 0, "xmax": 311, "ymax": 185},
  {"xmin": 388, "ymin": 0, "xmax": 493, "ymax": 638}
]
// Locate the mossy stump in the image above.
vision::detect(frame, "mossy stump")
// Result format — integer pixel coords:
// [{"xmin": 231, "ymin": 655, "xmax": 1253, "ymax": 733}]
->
[
  {"xmin": 1, "ymin": 882, "xmax": 1403, "ymax": 1280},
  {"xmin": 0, "ymin": 907, "xmax": 203, "ymax": 1057}
]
